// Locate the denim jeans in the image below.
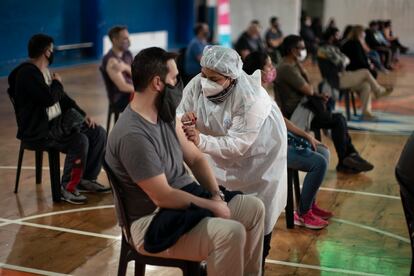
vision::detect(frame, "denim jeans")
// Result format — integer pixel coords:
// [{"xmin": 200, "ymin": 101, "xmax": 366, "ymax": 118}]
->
[{"xmin": 287, "ymin": 144, "xmax": 330, "ymax": 215}]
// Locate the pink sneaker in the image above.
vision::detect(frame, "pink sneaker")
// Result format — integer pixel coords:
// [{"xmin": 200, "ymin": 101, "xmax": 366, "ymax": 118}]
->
[
  {"xmin": 311, "ymin": 203, "xmax": 333, "ymax": 220},
  {"xmin": 294, "ymin": 210, "xmax": 328, "ymax": 230}
]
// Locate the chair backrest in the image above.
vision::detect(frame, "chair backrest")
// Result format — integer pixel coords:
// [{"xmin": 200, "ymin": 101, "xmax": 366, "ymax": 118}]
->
[
  {"xmin": 99, "ymin": 66, "xmax": 117, "ymax": 105},
  {"xmin": 6, "ymin": 87, "xmax": 23, "ymax": 132},
  {"xmin": 317, "ymin": 57, "xmax": 341, "ymax": 90},
  {"xmin": 102, "ymin": 159, "xmax": 133, "ymax": 244}
]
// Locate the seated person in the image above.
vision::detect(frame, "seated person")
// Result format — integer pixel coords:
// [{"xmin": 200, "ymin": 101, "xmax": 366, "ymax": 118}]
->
[
  {"xmin": 244, "ymin": 51, "xmax": 333, "ymax": 229},
  {"xmin": 318, "ymin": 27, "xmax": 392, "ymax": 121},
  {"xmin": 183, "ymin": 23, "xmax": 209, "ymax": 83},
  {"xmin": 365, "ymin": 21, "xmax": 393, "ymax": 70},
  {"xmin": 235, "ymin": 20, "xmax": 266, "ymax": 60},
  {"xmin": 177, "ymin": 45, "xmax": 288, "ymax": 264},
  {"xmin": 342, "ymin": 25, "xmax": 379, "ymax": 78},
  {"xmin": 102, "ymin": 25, "xmax": 134, "ymax": 112},
  {"xmin": 265, "ymin": 16, "xmax": 284, "ymax": 64},
  {"xmin": 382, "ymin": 20, "xmax": 409, "ymax": 55},
  {"xmin": 8, "ymin": 34, "xmax": 109, "ymax": 204},
  {"xmin": 395, "ymin": 132, "xmax": 414, "ymax": 275},
  {"xmin": 300, "ymin": 16, "xmax": 318, "ymax": 62},
  {"xmin": 105, "ymin": 47, "xmax": 265, "ymax": 276},
  {"xmin": 275, "ymin": 35, "xmax": 374, "ymax": 174}
]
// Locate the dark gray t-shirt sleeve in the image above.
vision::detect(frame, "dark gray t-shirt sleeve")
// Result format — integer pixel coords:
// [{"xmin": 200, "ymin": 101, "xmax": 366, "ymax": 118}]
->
[{"xmin": 119, "ymin": 133, "xmax": 163, "ymax": 183}]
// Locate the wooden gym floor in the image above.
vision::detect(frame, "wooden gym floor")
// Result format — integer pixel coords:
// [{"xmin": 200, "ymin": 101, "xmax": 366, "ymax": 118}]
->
[{"xmin": 0, "ymin": 57, "xmax": 412, "ymax": 276}]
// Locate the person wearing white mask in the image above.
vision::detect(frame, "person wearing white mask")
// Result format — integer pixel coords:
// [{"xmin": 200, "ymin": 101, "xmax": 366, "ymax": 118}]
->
[
  {"xmin": 276, "ymin": 35, "xmax": 374, "ymax": 174},
  {"xmin": 177, "ymin": 45, "xmax": 288, "ymax": 268}
]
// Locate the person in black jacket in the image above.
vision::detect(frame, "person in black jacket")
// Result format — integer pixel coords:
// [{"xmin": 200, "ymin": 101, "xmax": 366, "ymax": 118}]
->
[
  {"xmin": 234, "ymin": 20, "xmax": 265, "ymax": 61},
  {"xmin": 8, "ymin": 34, "xmax": 109, "ymax": 204},
  {"xmin": 342, "ymin": 25, "xmax": 378, "ymax": 78},
  {"xmin": 300, "ymin": 16, "xmax": 319, "ymax": 62}
]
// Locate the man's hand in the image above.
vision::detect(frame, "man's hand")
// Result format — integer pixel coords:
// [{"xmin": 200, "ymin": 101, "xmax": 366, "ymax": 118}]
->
[
  {"xmin": 211, "ymin": 200, "xmax": 231, "ymax": 219},
  {"xmin": 52, "ymin": 72, "xmax": 62, "ymax": 83},
  {"xmin": 211, "ymin": 194, "xmax": 223, "ymax": 201},
  {"xmin": 85, "ymin": 116, "xmax": 96, "ymax": 129},
  {"xmin": 182, "ymin": 125, "xmax": 200, "ymax": 146}
]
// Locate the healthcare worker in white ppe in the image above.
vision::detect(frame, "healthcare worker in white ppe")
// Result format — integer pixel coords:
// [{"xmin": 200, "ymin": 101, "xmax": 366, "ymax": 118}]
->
[{"xmin": 177, "ymin": 45, "xmax": 287, "ymax": 265}]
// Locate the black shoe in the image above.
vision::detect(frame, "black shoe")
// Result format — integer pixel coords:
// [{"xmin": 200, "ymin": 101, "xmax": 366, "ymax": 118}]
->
[
  {"xmin": 343, "ymin": 153, "xmax": 374, "ymax": 172},
  {"xmin": 336, "ymin": 163, "xmax": 362, "ymax": 174},
  {"xmin": 77, "ymin": 179, "xmax": 112, "ymax": 193}
]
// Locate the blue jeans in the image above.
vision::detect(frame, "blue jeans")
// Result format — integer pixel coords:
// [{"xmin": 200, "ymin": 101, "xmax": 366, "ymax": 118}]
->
[{"xmin": 287, "ymin": 144, "xmax": 330, "ymax": 215}]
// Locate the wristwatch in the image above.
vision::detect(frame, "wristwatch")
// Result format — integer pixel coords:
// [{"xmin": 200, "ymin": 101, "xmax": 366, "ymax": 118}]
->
[{"xmin": 211, "ymin": 190, "xmax": 225, "ymax": 201}]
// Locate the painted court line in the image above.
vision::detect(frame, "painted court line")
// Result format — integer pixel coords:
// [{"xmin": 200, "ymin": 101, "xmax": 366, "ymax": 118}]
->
[
  {"xmin": 16, "ymin": 205, "xmax": 115, "ymax": 222},
  {"xmin": 0, "ymin": 217, "xmax": 120, "ymax": 240},
  {"xmin": 318, "ymin": 187, "xmax": 400, "ymax": 200},
  {"xmin": 0, "ymin": 205, "xmax": 115, "ymax": 228},
  {"xmin": 0, "ymin": 205, "xmax": 409, "ymax": 245},
  {"xmin": 332, "ymin": 218, "xmax": 410, "ymax": 243},
  {"xmin": 0, "ymin": 205, "xmax": 408, "ymax": 276},
  {"xmin": 0, "ymin": 165, "xmax": 53, "ymax": 170},
  {"xmin": 1, "ymin": 164, "xmax": 401, "ymax": 200},
  {"xmin": 265, "ymin": 259, "xmax": 384, "ymax": 275},
  {"xmin": 0, "ymin": 262, "xmax": 70, "ymax": 276}
]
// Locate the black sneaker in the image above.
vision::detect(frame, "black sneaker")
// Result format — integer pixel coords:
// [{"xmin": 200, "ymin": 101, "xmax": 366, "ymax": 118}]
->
[
  {"xmin": 343, "ymin": 153, "xmax": 374, "ymax": 172},
  {"xmin": 61, "ymin": 188, "xmax": 87, "ymax": 204},
  {"xmin": 336, "ymin": 163, "xmax": 362, "ymax": 174},
  {"xmin": 77, "ymin": 179, "xmax": 111, "ymax": 193}
]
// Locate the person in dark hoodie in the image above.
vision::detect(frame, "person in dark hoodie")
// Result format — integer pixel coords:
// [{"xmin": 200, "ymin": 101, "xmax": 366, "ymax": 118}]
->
[{"xmin": 8, "ymin": 34, "xmax": 109, "ymax": 204}]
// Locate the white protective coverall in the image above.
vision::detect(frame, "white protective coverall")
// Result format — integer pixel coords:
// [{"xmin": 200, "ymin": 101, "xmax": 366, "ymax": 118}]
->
[{"xmin": 177, "ymin": 46, "xmax": 287, "ymax": 234}]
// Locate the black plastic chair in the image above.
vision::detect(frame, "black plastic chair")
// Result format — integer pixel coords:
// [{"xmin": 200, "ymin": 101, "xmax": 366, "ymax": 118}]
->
[
  {"xmin": 14, "ymin": 141, "xmax": 61, "ymax": 202},
  {"xmin": 102, "ymin": 160, "xmax": 204, "ymax": 276},
  {"xmin": 285, "ymin": 169, "xmax": 301, "ymax": 229},
  {"xmin": 99, "ymin": 66, "xmax": 121, "ymax": 135},
  {"xmin": 7, "ymin": 89, "xmax": 61, "ymax": 202},
  {"xmin": 317, "ymin": 57, "xmax": 357, "ymax": 120}
]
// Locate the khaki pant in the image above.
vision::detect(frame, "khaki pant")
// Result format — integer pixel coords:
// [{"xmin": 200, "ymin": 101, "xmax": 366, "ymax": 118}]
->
[
  {"xmin": 339, "ymin": 69, "xmax": 385, "ymax": 115},
  {"xmin": 131, "ymin": 195, "xmax": 265, "ymax": 276}
]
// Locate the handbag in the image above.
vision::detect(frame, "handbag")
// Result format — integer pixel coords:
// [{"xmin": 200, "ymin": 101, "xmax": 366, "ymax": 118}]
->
[{"xmin": 49, "ymin": 108, "xmax": 85, "ymax": 140}]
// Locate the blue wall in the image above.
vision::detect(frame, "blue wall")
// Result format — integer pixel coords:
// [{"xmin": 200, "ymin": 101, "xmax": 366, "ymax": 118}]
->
[{"xmin": 0, "ymin": 0, "xmax": 195, "ymax": 76}]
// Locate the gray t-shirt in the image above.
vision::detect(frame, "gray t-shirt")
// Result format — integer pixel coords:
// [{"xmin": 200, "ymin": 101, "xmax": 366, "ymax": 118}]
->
[
  {"xmin": 275, "ymin": 59, "xmax": 307, "ymax": 118},
  {"xmin": 105, "ymin": 105, "xmax": 194, "ymax": 224}
]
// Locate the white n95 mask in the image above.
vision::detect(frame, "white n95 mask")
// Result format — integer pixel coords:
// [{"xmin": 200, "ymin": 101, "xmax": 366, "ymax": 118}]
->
[
  {"xmin": 200, "ymin": 77, "xmax": 228, "ymax": 97},
  {"xmin": 298, "ymin": 49, "xmax": 307, "ymax": 62}
]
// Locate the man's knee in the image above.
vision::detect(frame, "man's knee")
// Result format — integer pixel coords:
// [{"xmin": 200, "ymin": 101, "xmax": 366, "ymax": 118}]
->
[
  {"xmin": 213, "ymin": 219, "xmax": 246, "ymax": 247},
  {"xmin": 71, "ymin": 133, "xmax": 89, "ymax": 150},
  {"xmin": 244, "ymin": 196, "xmax": 265, "ymax": 221},
  {"xmin": 332, "ymin": 113, "xmax": 346, "ymax": 126},
  {"xmin": 91, "ymin": 125, "xmax": 106, "ymax": 142}
]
